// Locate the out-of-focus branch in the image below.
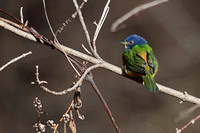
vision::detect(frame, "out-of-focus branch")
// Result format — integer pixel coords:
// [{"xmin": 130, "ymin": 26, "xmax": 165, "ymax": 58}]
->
[
  {"xmin": 176, "ymin": 114, "xmax": 200, "ymax": 133},
  {"xmin": 0, "ymin": 15, "xmax": 200, "ymax": 104},
  {"xmin": 175, "ymin": 104, "xmax": 200, "ymax": 122},
  {"xmin": 0, "ymin": 51, "xmax": 32, "ymax": 71},
  {"xmin": 110, "ymin": 0, "xmax": 169, "ymax": 32}
]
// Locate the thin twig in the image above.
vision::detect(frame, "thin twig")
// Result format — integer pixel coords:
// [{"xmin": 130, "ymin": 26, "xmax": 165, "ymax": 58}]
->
[
  {"xmin": 20, "ymin": 7, "xmax": 24, "ymax": 24},
  {"xmin": 55, "ymin": 0, "xmax": 87, "ymax": 36},
  {"xmin": 176, "ymin": 114, "xmax": 200, "ymax": 133},
  {"xmin": 86, "ymin": 75, "xmax": 121, "ymax": 133},
  {"xmin": 93, "ymin": 0, "xmax": 110, "ymax": 52},
  {"xmin": 54, "ymin": 100, "xmax": 74, "ymax": 133},
  {"xmin": 0, "ymin": 51, "xmax": 32, "ymax": 71},
  {"xmin": 82, "ymin": 44, "xmax": 92, "ymax": 55},
  {"xmin": 1, "ymin": 16, "xmax": 200, "ymax": 104},
  {"xmin": 72, "ymin": 0, "xmax": 92, "ymax": 51},
  {"xmin": 110, "ymin": 0, "xmax": 169, "ymax": 32},
  {"xmin": 72, "ymin": 0, "xmax": 101, "ymax": 59},
  {"xmin": 42, "ymin": 0, "xmax": 81, "ymax": 76},
  {"xmin": 34, "ymin": 64, "xmax": 103, "ymax": 95},
  {"xmin": 0, "ymin": 9, "xmax": 22, "ymax": 24},
  {"xmin": 42, "ymin": 0, "xmax": 56, "ymax": 41}
]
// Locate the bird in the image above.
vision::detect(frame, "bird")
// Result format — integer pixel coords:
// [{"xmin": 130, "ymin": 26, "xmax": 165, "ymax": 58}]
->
[{"xmin": 122, "ymin": 34, "xmax": 159, "ymax": 92}]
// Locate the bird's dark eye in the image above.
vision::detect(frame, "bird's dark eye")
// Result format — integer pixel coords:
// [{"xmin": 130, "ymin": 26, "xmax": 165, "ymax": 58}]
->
[{"xmin": 129, "ymin": 41, "xmax": 134, "ymax": 44}]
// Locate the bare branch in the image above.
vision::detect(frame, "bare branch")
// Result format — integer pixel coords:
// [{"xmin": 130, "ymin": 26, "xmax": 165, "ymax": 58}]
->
[
  {"xmin": 157, "ymin": 84, "xmax": 200, "ymax": 104},
  {"xmin": 176, "ymin": 114, "xmax": 200, "ymax": 133},
  {"xmin": 34, "ymin": 64, "xmax": 103, "ymax": 95},
  {"xmin": 0, "ymin": 51, "xmax": 32, "ymax": 71},
  {"xmin": 93, "ymin": 0, "xmax": 110, "ymax": 52},
  {"xmin": 1, "ymin": 16, "xmax": 200, "ymax": 104},
  {"xmin": 72, "ymin": 0, "xmax": 92, "ymax": 52},
  {"xmin": 55, "ymin": 0, "xmax": 86, "ymax": 36},
  {"xmin": 72, "ymin": 0, "xmax": 101, "ymax": 59},
  {"xmin": 42, "ymin": 0, "xmax": 56, "ymax": 41},
  {"xmin": 86, "ymin": 75, "xmax": 121, "ymax": 133},
  {"xmin": 175, "ymin": 105, "xmax": 200, "ymax": 122},
  {"xmin": 82, "ymin": 44, "xmax": 92, "ymax": 55},
  {"xmin": 20, "ymin": 7, "xmax": 24, "ymax": 24},
  {"xmin": 110, "ymin": 0, "xmax": 169, "ymax": 32},
  {"xmin": 42, "ymin": 1, "xmax": 81, "ymax": 76}
]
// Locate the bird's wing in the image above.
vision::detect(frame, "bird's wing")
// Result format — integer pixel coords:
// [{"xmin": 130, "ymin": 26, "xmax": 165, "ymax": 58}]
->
[
  {"xmin": 123, "ymin": 49, "xmax": 147, "ymax": 75},
  {"xmin": 147, "ymin": 50, "xmax": 158, "ymax": 75}
]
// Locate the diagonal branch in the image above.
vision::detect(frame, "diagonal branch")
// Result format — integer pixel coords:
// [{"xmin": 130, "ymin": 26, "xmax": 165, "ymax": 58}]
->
[
  {"xmin": 110, "ymin": 0, "xmax": 169, "ymax": 32},
  {"xmin": 93, "ymin": 0, "xmax": 110, "ymax": 53},
  {"xmin": 0, "ymin": 51, "xmax": 32, "ymax": 71},
  {"xmin": 34, "ymin": 64, "xmax": 103, "ymax": 95},
  {"xmin": 72, "ymin": 0, "xmax": 101, "ymax": 59},
  {"xmin": 86, "ymin": 75, "xmax": 121, "ymax": 133},
  {"xmin": 0, "ymin": 16, "xmax": 200, "ymax": 104}
]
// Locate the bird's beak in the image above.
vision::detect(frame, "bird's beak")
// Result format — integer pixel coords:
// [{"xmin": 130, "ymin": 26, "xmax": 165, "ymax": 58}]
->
[
  {"xmin": 121, "ymin": 40, "xmax": 128, "ymax": 48},
  {"xmin": 121, "ymin": 40, "xmax": 127, "ymax": 45}
]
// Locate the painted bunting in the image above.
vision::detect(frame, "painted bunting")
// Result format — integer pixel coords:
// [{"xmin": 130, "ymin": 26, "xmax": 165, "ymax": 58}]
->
[{"xmin": 122, "ymin": 34, "xmax": 158, "ymax": 92}]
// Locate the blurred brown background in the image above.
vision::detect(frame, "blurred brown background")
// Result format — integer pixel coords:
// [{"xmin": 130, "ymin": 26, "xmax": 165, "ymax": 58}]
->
[{"xmin": 0, "ymin": 0, "xmax": 200, "ymax": 132}]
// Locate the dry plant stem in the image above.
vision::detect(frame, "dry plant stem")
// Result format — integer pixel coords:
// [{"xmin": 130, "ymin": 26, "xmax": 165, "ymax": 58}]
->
[
  {"xmin": 176, "ymin": 114, "xmax": 200, "ymax": 133},
  {"xmin": 42, "ymin": 0, "xmax": 56, "ymax": 41},
  {"xmin": 54, "ymin": 100, "xmax": 74, "ymax": 133},
  {"xmin": 93, "ymin": 0, "xmax": 110, "ymax": 52},
  {"xmin": 110, "ymin": 0, "xmax": 169, "ymax": 32},
  {"xmin": 175, "ymin": 104, "xmax": 200, "ymax": 122},
  {"xmin": 72, "ymin": 0, "xmax": 92, "ymax": 51},
  {"xmin": 0, "ymin": 51, "xmax": 32, "ymax": 71},
  {"xmin": 72, "ymin": 0, "xmax": 101, "ymax": 59},
  {"xmin": 42, "ymin": 0, "xmax": 81, "ymax": 76},
  {"xmin": 1, "ymin": 17, "xmax": 200, "ymax": 104},
  {"xmin": 20, "ymin": 7, "xmax": 24, "ymax": 24},
  {"xmin": 86, "ymin": 75, "xmax": 121, "ymax": 133},
  {"xmin": 35, "ymin": 64, "xmax": 103, "ymax": 95},
  {"xmin": 55, "ymin": 0, "xmax": 86, "ymax": 36}
]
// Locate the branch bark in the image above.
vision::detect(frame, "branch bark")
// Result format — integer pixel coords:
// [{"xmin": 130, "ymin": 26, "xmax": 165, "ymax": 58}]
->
[{"xmin": 0, "ymin": 17, "xmax": 200, "ymax": 105}]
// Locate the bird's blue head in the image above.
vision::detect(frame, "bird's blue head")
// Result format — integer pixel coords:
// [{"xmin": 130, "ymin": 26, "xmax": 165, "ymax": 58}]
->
[{"xmin": 122, "ymin": 34, "xmax": 148, "ymax": 49}]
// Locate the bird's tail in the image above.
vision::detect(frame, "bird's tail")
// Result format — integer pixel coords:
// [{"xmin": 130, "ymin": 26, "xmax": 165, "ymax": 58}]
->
[{"xmin": 142, "ymin": 71, "xmax": 158, "ymax": 92}]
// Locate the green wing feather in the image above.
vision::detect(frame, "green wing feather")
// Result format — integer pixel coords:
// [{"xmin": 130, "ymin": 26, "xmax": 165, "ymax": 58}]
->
[{"xmin": 123, "ymin": 48, "xmax": 146, "ymax": 75}]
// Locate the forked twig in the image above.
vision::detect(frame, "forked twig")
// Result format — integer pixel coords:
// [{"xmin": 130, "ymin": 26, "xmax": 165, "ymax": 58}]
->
[
  {"xmin": 0, "ymin": 51, "xmax": 32, "ymax": 71},
  {"xmin": 33, "ymin": 64, "xmax": 103, "ymax": 95},
  {"xmin": 72, "ymin": 0, "xmax": 91, "ymax": 50},
  {"xmin": 54, "ymin": 100, "xmax": 74, "ymax": 133},
  {"xmin": 93, "ymin": 0, "xmax": 110, "ymax": 52},
  {"xmin": 42, "ymin": 0, "xmax": 81, "ymax": 76},
  {"xmin": 72, "ymin": 0, "xmax": 101, "ymax": 59},
  {"xmin": 54, "ymin": 86, "xmax": 83, "ymax": 133},
  {"xmin": 110, "ymin": 0, "xmax": 169, "ymax": 32}
]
